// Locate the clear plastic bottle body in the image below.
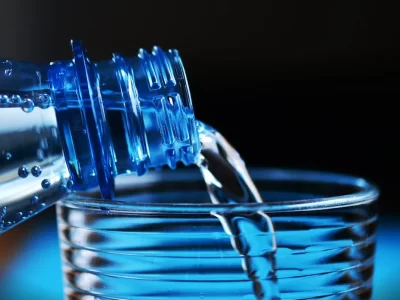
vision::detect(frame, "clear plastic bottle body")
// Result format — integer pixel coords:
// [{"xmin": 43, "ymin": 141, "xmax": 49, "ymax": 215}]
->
[
  {"xmin": 0, "ymin": 41, "xmax": 200, "ymax": 233},
  {"xmin": 0, "ymin": 61, "xmax": 70, "ymax": 231}
]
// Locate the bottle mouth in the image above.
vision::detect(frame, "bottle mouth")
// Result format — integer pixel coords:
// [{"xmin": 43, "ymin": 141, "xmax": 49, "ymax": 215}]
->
[{"xmin": 48, "ymin": 40, "xmax": 200, "ymax": 199}]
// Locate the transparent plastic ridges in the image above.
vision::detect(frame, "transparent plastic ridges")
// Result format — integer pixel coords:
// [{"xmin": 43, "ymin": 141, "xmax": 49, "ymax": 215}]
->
[{"xmin": 0, "ymin": 40, "xmax": 200, "ymax": 232}]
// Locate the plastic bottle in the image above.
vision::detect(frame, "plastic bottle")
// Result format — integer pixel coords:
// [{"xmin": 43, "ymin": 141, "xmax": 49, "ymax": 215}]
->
[{"xmin": 0, "ymin": 40, "xmax": 200, "ymax": 233}]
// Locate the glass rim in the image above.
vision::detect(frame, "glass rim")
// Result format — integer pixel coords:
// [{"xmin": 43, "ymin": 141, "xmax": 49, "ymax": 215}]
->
[{"xmin": 62, "ymin": 168, "xmax": 379, "ymax": 214}]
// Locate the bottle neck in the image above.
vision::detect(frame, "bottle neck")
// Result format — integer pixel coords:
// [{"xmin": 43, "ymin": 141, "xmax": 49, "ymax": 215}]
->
[{"xmin": 45, "ymin": 40, "xmax": 200, "ymax": 199}]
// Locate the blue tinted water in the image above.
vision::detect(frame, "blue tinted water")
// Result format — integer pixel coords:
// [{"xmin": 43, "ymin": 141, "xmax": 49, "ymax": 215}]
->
[
  {"xmin": 197, "ymin": 123, "xmax": 279, "ymax": 299},
  {"xmin": 57, "ymin": 171, "xmax": 377, "ymax": 300}
]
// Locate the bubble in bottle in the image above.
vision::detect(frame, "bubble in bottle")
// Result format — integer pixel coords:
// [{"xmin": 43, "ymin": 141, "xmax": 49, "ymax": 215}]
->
[
  {"xmin": 21, "ymin": 98, "xmax": 35, "ymax": 113},
  {"xmin": 18, "ymin": 166, "xmax": 29, "ymax": 178},
  {"xmin": 0, "ymin": 207, "xmax": 6, "ymax": 220},
  {"xmin": 0, "ymin": 95, "xmax": 9, "ymax": 107},
  {"xmin": 5, "ymin": 152, "xmax": 12, "ymax": 160},
  {"xmin": 59, "ymin": 184, "xmax": 67, "ymax": 194},
  {"xmin": 16, "ymin": 212, "xmax": 23, "ymax": 221},
  {"xmin": 10, "ymin": 95, "xmax": 22, "ymax": 105},
  {"xmin": 41, "ymin": 179, "xmax": 51, "ymax": 189},
  {"xmin": 36, "ymin": 93, "xmax": 51, "ymax": 109},
  {"xmin": 66, "ymin": 179, "xmax": 74, "ymax": 189},
  {"xmin": 31, "ymin": 166, "xmax": 42, "ymax": 177},
  {"xmin": 31, "ymin": 195, "xmax": 39, "ymax": 205}
]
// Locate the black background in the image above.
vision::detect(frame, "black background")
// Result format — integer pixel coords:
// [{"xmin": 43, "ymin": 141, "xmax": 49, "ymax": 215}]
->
[{"xmin": 1, "ymin": 0, "xmax": 398, "ymax": 216}]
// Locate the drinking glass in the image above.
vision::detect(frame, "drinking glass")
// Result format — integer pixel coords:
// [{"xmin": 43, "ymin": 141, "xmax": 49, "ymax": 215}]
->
[{"xmin": 56, "ymin": 168, "xmax": 379, "ymax": 299}]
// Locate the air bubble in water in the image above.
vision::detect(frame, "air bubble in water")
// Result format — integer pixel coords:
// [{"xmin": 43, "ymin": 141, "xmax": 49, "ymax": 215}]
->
[
  {"xmin": 18, "ymin": 166, "xmax": 29, "ymax": 178},
  {"xmin": 16, "ymin": 212, "xmax": 23, "ymax": 220},
  {"xmin": 10, "ymin": 95, "xmax": 22, "ymax": 105},
  {"xmin": 41, "ymin": 179, "xmax": 51, "ymax": 189},
  {"xmin": 36, "ymin": 93, "xmax": 51, "ymax": 109},
  {"xmin": 66, "ymin": 179, "xmax": 74, "ymax": 189},
  {"xmin": 21, "ymin": 98, "xmax": 34, "ymax": 113},
  {"xmin": 0, "ymin": 207, "xmax": 6, "ymax": 220},
  {"xmin": 31, "ymin": 166, "xmax": 42, "ymax": 177},
  {"xmin": 31, "ymin": 195, "xmax": 39, "ymax": 205},
  {"xmin": 59, "ymin": 184, "xmax": 67, "ymax": 194},
  {"xmin": 0, "ymin": 95, "xmax": 9, "ymax": 107}
]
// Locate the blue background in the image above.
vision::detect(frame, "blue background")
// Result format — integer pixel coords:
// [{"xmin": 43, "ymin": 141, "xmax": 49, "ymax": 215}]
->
[{"xmin": 0, "ymin": 208, "xmax": 398, "ymax": 300}]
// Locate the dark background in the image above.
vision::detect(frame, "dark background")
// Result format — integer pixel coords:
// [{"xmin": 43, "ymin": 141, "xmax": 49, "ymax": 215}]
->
[
  {"xmin": 0, "ymin": 0, "xmax": 399, "ymax": 299},
  {"xmin": 2, "ymin": 0, "xmax": 397, "ymax": 215}
]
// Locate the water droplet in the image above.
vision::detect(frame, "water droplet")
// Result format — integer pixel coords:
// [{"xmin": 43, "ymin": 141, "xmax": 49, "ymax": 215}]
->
[
  {"xmin": 10, "ymin": 95, "xmax": 22, "ymax": 105},
  {"xmin": 31, "ymin": 166, "xmax": 42, "ymax": 177},
  {"xmin": 21, "ymin": 98, "xmax": 34, "ymax": 113},
  {"xmin": 41, "ymin": 179, "xmax": 51, "ymax": 189},
  {"xmin": 18, "ymin": 166, "xmax": 29, "ymax": 178},
  {"xmin": 28, "ymin": 210, "xmax": 33, "ymax": 215},
  {"xmin": 31, "ymin": 195, "xmax": 39, "ymax": 205},
  {"xmin": 40, "ymin": 202, "xmax": 46, "ymax": 208},
  {"xmin": 82, "ymin": 129, "xmax": 87, "ymax": 135},
  {"xmin": 5, "ymin": 152, "xmax": 12, "ymax": 160}
]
